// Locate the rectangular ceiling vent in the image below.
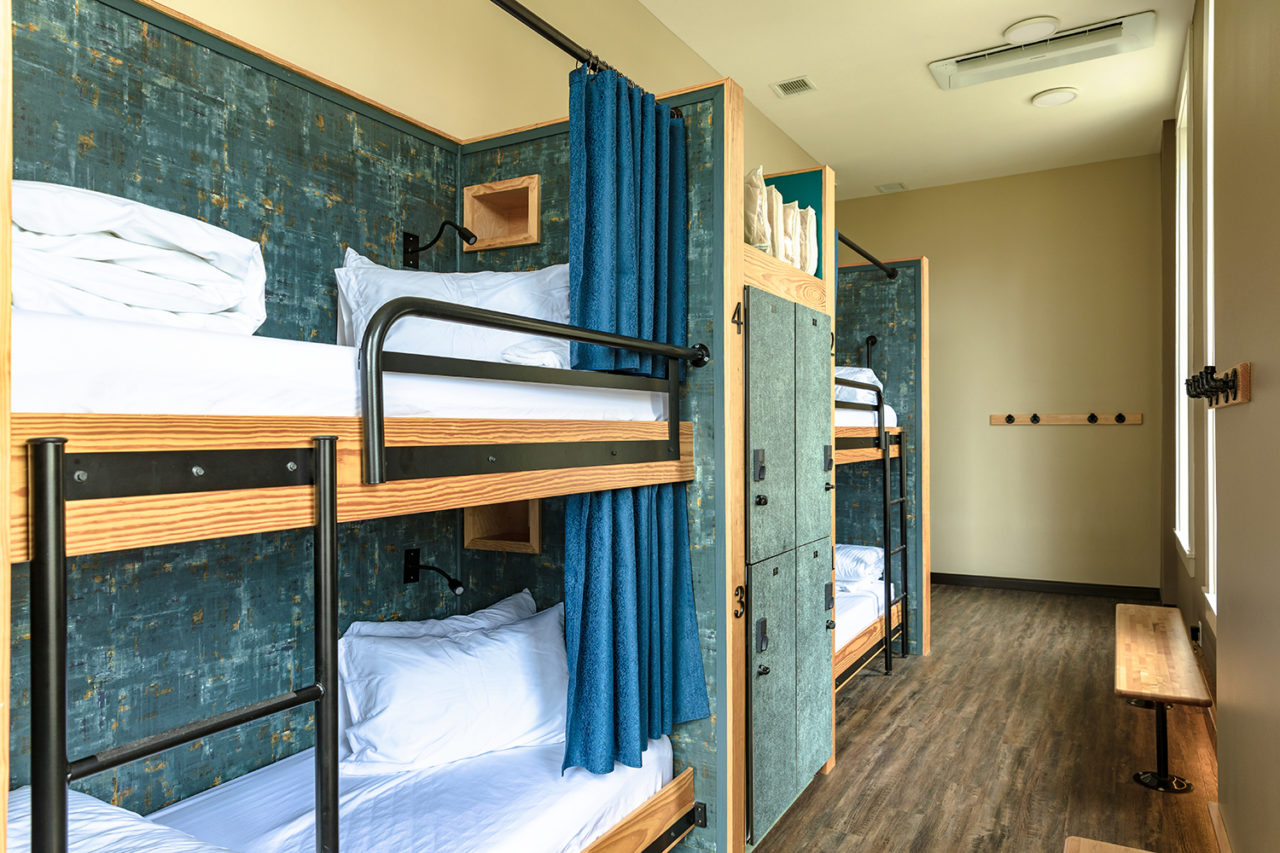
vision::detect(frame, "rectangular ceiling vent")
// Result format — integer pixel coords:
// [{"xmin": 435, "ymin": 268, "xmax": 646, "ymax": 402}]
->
[
  {"xmin": 771, "ymin": 75, "xmax": 816, "ymax": 98},
  {"xmin": 929, "ymin": 10, "xmax": 1157, "ymax": 90}
]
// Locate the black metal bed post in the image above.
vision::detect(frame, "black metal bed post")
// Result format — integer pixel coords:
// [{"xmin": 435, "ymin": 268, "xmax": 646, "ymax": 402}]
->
[
  {"xmin": 312, "ymin": 436, "xmax": 340, "ymax": 853},
  {"xmin": 30, "ymin": 437, "xmax": 69, "ymax": 853},
  {"xmin": 877, "ymin": 389, "xmax": 893, "ymax": 676}
]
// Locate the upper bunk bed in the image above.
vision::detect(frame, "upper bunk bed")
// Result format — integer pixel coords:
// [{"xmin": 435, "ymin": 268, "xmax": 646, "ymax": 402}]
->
[{"xmin": 3, "ymin": 2, "xmax": 750, "ymax": 851}]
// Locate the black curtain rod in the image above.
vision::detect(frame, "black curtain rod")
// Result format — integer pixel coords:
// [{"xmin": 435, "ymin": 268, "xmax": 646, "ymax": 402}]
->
[
  {"xmin": 488, "ymin": 0, "xmax": 608, "ymax": 70},
  {"xmin": 486, "ymin": 0, "xmax": 682, "ymax": 116},
  {"xmin": 838, "ymin": 232, "xmax": 898, "ymax": 279}
]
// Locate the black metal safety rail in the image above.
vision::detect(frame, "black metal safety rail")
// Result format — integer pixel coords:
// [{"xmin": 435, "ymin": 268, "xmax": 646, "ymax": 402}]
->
[
  {"xmin": 833, "ymin": 374, "xmax": 910, "ymax": 673},
  {"xmin": 29, "ymin": 437, "xmax": 341, "ymax": 853},
  {"xmin": 359, "ymin": 296, "xmax": 710, "ymax": 485}
]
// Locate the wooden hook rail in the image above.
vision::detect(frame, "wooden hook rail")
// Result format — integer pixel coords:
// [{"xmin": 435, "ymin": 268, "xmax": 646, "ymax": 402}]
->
[{"xmin": 990, "ymin": 412, "xmax": 1144, "ymax": 426}]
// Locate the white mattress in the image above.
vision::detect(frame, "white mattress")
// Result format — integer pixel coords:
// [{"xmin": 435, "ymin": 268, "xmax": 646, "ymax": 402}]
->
[
  {"xmin": 151, "ymin": 737, "xmax": 673, "ymax": 853},
  {"xmin": 834, "ymin": 579, "xmax": 894, "ymax": 651},
  {"xmin": 11, "ymin": 310, "xmax": 667, "ymax": 421},
  {"xmin": 834, "ymin": 403, "xmax": 897, "ymax": 428}
]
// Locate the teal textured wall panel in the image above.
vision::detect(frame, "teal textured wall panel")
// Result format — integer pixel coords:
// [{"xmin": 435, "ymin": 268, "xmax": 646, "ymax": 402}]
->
[
  {"xmin": 665, "ymin": 94, "xmax": 722, "ymax": 853},
  {"xmin": 11, "ymin": 0, "xmax": 458, "ymax": 344},
  {"xmin": 747, "ymin": 552, "xmax": 796, "ymax": 844},
  {"xmin": 793, "ymin": 540, "xmax": 833, "ymax": 781},
  {"xmin": 834, "ymin": 260, "xmax": 924, "ymax": 654},
  {"xmin": 746, "ymin": 288, "xmax": 796, "ymax": 564},
  {"xmin": 459, "ymin": 131, "xmax": 570, "ymax": 272},
  {"xmin": 794, "ymin": 304, "xmax": 832, "ymax": 546}
]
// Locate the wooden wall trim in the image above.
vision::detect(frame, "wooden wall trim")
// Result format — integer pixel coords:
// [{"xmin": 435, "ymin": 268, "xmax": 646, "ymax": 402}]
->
[
  {"xmin": 461, "ymin": 78, "xmax": 737, "ymax": 146},
  {"xmin": 920, "ymin": 258, "xmax": 931, "ymax": 656},
  {"xmin": 2, "ymin": 0, "xmax": 13, "ymax": 839},
  {"xmin": 720, "ymin": 79, "xmax": 748, "ymax": 853}
]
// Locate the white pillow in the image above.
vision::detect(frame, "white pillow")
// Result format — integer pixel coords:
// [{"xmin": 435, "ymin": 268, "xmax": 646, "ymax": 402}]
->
[
  {"xmin": 834, "ymin": 365, "xmax": 884, "ymax": 406},
  {"xmin": 340, "ymin": 603, "xmax": 568, "ymax": 772},
  {"xmin": 6, "ymin": 786, "xmax": 237, "ymax": 853},
  {"xmin": 335, "ymin": 249, "xmax": 570, "ymax": 369},
  {"xmin": 343, "ymin": 589, "xmax": 536, "ymax": 639},
  {"xmin": 834, "ymin": 544, "xmax": 885, "ymax": 583},
  {"xmin": 336, "ymin": 589, "xmax": 538, "ymax": 757}
]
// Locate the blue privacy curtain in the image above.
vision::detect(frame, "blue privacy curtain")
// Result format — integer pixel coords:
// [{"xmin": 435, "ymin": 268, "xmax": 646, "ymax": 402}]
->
[{"xmin": 563, "ymin": 66, "xmax": 709, "ymax": 774}]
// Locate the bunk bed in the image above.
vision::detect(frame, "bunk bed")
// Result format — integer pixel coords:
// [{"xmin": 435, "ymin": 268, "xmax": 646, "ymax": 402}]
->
[
  {"xmin": 831, "ymin": 340, "xmax": 909, "ymax": 688},
  {"xmin": 14, "ymin": 306, "xmax": 707, "ymax": 853}
]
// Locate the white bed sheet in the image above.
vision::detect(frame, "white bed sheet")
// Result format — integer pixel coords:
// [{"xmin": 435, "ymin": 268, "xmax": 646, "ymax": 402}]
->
[
  {"xmin": 11, "ymin": 310, "xmax": 667, "ymax": 421},
  {"xmin": 834, "ymin": 403, "xmax": 897, "ymax": 428},
  {"xmin": 834, "ymin": 579, "xmax": 894, "ymax": 651},
  {"xmin": 7, "ymin": 786, "xmax": 237, "ymax": 853},
  {"xmin": 151, "ymin": 737, "xmax": 673, "ymax": 853}
]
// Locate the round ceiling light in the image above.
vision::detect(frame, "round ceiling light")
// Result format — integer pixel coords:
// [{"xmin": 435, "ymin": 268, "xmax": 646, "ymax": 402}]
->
[
  {"xmin": 1004, "ymin": 16, "xmax": 1060, "ymax": 44},
  {"xmin": 1031, "ymin": 87, "xmax": 1079, "ymax": 107}
]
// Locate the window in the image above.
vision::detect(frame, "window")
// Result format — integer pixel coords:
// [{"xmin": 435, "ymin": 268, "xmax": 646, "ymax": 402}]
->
[
  {"xmin": 1173, "ymin": 46, "xmax": 1193, "ymax": 566},
  {"xmin": 1203, "ymin": 0, "xmax": 1218, "ymax": 613}
]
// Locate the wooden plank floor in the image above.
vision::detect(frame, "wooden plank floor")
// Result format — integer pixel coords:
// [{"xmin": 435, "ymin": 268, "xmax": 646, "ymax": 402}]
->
[{"xmin": 755, "ymin": 585, "xmax": 1218, "ymax": 852}]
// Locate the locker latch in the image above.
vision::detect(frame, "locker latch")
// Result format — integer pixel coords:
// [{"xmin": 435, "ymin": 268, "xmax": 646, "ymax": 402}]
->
[
  {"xmin": 752, "ymin": 448, "xmax": 766, "ymax": 482},
  {"xmin": 823, "ymin": 444, "xmax": 833, "ymax": 471},
  {"xmin": 755, "ymin": 617, "xmax": 769, "ymax": 653},
  {"xmin": 824, "ymin": 582, "xmax": 834, "ymax": 611}
]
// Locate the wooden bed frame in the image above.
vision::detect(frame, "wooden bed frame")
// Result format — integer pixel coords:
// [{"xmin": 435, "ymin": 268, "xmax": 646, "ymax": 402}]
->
[
  {"xmin": 585, "ymin": 767, "xmax": 699, "ymax": 853},
  {"xmin": 8, "ymin": 414, "xmax": 693, "ymax": 562},
  {"xmin": 834, "ymin": 600, "xmax": 905, "ymax": 690},
  {"xmin": 834, "ymin": 425, "xmax": 902, "ymax": 465}
]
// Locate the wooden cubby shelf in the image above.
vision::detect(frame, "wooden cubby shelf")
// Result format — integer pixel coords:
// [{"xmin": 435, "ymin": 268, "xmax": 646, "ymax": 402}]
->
[
  {"xmin": 463, "ymin": 499, "xmax": 542, "ymax": 554},
  {"xmin": 462, "ymin": 174, "xmax": 540, "ymax": 252}
]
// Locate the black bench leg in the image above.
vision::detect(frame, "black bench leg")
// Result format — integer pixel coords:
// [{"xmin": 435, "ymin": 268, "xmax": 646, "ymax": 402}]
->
[{"xmin": 1133, "ymin": 702, "xmax": 1193, "ymax": 793}]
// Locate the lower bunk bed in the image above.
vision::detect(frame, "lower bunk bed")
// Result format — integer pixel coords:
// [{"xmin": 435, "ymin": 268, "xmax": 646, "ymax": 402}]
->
[
  {"xmin": 831, "ymin": 546, "xmax": 906, "ymax": 691},
  {"xmin": 831, "ymin": 365, "xmax": 910, "ymax": 684}
]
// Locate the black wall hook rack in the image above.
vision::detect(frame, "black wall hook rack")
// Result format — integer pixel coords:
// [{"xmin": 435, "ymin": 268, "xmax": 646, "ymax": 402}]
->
[
  {"xmin": 1185, "ymin": 362, "xmax": 1252, "ymax": 409},
  {"xmin": 992, "ymin": 412, "xmax": 1144, "ymax": 427}
]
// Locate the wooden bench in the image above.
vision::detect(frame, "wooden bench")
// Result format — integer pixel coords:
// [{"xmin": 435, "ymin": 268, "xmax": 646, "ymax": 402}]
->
[
  {"xmin": 1114, "ymin": 604, "xmax": 1212, "ymax": 793},
  {"xmin": 1064, "ymin": 837, "xmax": 1152, "ymax": 853}
]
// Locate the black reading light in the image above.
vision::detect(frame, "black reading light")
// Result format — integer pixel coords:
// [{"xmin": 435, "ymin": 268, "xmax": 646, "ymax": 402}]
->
[
  {"xmin": 402, "ymin": 221, "xmax": 478, "ymax": 269},
  {"xmin": 403, "ymin": 548, "xmax": 465, "ymax": 596}
]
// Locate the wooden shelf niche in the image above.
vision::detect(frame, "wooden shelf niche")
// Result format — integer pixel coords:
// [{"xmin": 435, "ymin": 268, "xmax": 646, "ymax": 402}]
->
[
  {"xmin": 462, "ymin": 174, "xmax": 540, "ymax": 252},
  {"xmin": 463, "ymin": 499, "xmax": 541, "ymax": 554}
]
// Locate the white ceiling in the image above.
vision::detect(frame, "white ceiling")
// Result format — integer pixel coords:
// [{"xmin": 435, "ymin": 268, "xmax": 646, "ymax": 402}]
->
[{"xmin": 638, "ymin": 0, "xmax": 1194, "ymax": 199}]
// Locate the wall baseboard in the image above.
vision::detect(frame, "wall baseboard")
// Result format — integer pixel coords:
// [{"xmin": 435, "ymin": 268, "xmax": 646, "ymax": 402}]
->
[
  {"xmin": 1208, "ymin": 803, "xmax": 1232, "ymax": 853},
  {"xmin": 931, "ymin": 572, "xmax": 1161, "ymax": 601}
]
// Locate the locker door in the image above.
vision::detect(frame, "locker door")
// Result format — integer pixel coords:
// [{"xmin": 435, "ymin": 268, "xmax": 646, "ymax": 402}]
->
[
  {"xmin": 748, "ymin": 552, "xmax": 796, "ymax": 843},
  {"xmin": 794, "ymin": 304, "xmax": 833, "ymax": 548},
  {"xmin": 746, "ymin": 287, "xmax": 796, "ymax": 564},
  {"xmin": 794, "ymin": 539, "xmax": 834, "ymax": 781}
]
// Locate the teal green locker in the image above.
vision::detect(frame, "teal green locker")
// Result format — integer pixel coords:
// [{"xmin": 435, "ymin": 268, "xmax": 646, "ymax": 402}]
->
[
  {"xmin": 747, "ymin": 551, "xmax": 797, "ymax": 842},
  {"xmin": 794, "ymin": 303, "xmax": 833, "ymax": 547},
  {"xmin": 746, "ymin": 287, "xmax": 796, "ymax": 564},
  {"xmin": 794, "ymin": 539, "xmax": 834, "ymax": 780}
]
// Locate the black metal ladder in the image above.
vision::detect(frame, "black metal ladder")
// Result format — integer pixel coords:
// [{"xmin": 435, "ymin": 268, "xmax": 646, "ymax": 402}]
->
[
  {"xmin": 878, "ymin": 425, "xmax": 909, "ymax": 674},
  {"xmin": 28, "ymin": 436, "xmax": 341, "ymax": 853}
]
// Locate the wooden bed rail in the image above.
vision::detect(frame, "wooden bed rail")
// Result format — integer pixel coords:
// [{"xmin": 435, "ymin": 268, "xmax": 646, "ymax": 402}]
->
[{"xmin": 8, "ymin": 414, "xmax": 693, "ymax": 562}]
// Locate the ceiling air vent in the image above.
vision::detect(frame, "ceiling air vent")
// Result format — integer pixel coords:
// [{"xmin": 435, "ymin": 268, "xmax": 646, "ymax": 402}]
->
[
  {"xmin": 928, "ymin": 10, "xmax": 1156, "ymax": 90},
  {"xmin": 771, "ymin": 75, "xmax": 816, "ymax": 98}
]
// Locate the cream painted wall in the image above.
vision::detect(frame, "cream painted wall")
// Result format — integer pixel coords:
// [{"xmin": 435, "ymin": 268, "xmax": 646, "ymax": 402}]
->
[
  {"xmin": 1211, "ymin": 0, "xmax": 1280, "ymax": 848},
  {"xmin": 836, "ymin": 158, "xmax": 1164, "ymax": 589},
  {"xmin": 156, "ymin": 0, "xmax": 816, "ymax": 171}
]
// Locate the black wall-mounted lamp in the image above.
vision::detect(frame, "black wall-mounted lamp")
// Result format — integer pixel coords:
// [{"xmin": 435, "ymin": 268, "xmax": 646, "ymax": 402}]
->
[
  {"xmin": 403, "ymin": 548, "xmax": 465, "ymax": 596},
  {"xmin": 402, "ymin": 221, "xmax": 478, "ymax": 269}
]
